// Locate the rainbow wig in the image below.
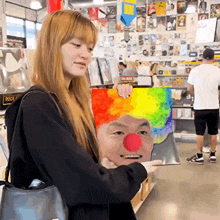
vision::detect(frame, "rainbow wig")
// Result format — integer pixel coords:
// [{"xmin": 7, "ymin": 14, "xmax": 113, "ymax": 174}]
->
[{"xmin": 92, "ymin": 88, "xmax": 173, "ymax": 143}]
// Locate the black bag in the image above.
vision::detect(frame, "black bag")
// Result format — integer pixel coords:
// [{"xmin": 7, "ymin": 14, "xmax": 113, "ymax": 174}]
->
[{"xmin": 0, "ymin": 90, "xmax": 68, "ymax": 220}]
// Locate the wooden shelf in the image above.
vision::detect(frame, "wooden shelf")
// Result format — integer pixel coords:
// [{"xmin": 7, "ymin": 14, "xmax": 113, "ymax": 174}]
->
[
  {"xmin": 133, "ymin": 181, "xmax": 157, "ymax": 214},
  {"xmin": 158, "ymin": 75, "xmax": 189, "ymax": 77},
  {"xmin": 173, "ymin": 117, "xmax": 194, "ymax": 120}
]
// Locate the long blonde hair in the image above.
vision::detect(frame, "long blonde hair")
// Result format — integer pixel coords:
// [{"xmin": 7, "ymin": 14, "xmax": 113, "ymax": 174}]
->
[{"xmin": 32, "ymin": 10, "xmax": 98, "ymax": 157}]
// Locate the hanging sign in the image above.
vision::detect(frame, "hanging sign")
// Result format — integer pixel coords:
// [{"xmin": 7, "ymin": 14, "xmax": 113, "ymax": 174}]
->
[
  {"xmin": 117, "ymin": 0, "xmax": 137, "ymax": 26},
  {"xmin": 47, "ymin": 0, "xmax": 63, "ymax": 14}
]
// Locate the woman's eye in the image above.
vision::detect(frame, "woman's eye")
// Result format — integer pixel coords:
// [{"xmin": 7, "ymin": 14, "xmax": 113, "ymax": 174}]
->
[
  {"xmin": 138, "ymin": 131, "xmax": 148, "ymax": 135},
  {"xmin": 88, "ymin": 48, "xmax": 93, "ymax": 52},
  {"xmin": 113, "ymin": 131, "xmax": 124, "ymax": 135},
  {"xmin": 71, "ymin": 43, "xmax": 81, "ymax": 48}
]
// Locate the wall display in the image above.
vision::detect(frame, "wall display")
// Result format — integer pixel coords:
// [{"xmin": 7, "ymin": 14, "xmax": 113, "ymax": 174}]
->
[
  {"xmin": 148, "ymin": 2, "xmax": 157, "ymax": 16},
  {"xmin": 136, "ymin": 5, "xmax": 147, "ymax": 32},
  {"xmin": 198, "ymin": 13, "xmax": 209, "ymax": 20},
  {"xmin": 0, "ymin": 27, "xmax": 2, "ymax": 47},
  {"xmin": 210, "ymin": 4, "xmax": 220, "ymax": 18},
  {"xmin": 214, "ymin": 17, "xmax": 220, "ymax": 42},
  {"xmin": 0, "ymin": 48, "xmax": 31, "ymax": 94},
  {"xmin": 157, "ymin": 16, "xmax": 167, "ymax": 32},
  {"xmin": 73, "ymin": 8, "xmax": 89, "ymax": 18},
  {"xmin": 88, "ymin": 58, "xmax": 102, "ymax": 85},
  {"xmin": 187, "ymin": 14, "xmax": 198, "ymax": 31},
  {"xmin": 166, "ymin": 1, "xmax": 177, "ymax": 15},
  {"xmin": 92, "ymin": 88, "xmax": 180, "ymax": 165},
  {"xmin": 108, "ymin": 18, "xmax": 117, "ymax": 33},
  {"xmin": 147, "ymin": 14, "xmax": 157, "ymax": 30},
  {"xmin": 98, "ymin": 19, "xmax": 108, "ymax": 33},
  {"xmin": 98, "ymin": 58, "xmax": 114, "ymax": 84},
  {"xmin": 177, "ymin": 1, "xmax": 187, "ymax": 14},
  {"xmin": 156, "ymin": 2, "xmax": 166, "ymax": 16},
  {"xmin": 176, "ymin": 14, "xmax": 187, "ymax": 30},
  {"xmin": 198, "ymin": 0, "xmax": 209, "ymax": 14},
  {"xmin": 89, "ymin": 8, "xmax": 99, "ymax": 20},
  {"xmin": 195, "ymin": 18, "xmax": 217, "ymax": 43},
  {"xmin": 166, "ymin": 15, "xmax": 177, "ymax": 31},
  {"xmin": 116, "ymin": 20, "xmax": 125, "ymax": 32},
  {"xmin": 180, "ymin": 43, "xmax": 187, "ymax": 56}
]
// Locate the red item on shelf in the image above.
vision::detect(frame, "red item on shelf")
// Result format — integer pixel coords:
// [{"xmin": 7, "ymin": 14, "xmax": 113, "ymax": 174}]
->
[{"xmin": 47, "ymin": 0, "xmax": 63, "ymax": 14}]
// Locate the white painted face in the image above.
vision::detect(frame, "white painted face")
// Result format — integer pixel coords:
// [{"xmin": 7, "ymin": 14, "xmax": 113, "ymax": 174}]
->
[{"xmin": 61, "ymin": 38, "xmax": 94, "ymax": 81}]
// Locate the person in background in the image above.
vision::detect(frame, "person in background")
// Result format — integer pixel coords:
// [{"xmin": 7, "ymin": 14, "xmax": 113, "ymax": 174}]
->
[
  {"xmin": 150, "ymin": 62, "xmax": 160, "ymax": 87},
  {"xmin": 186, "ymin": 48, "xmax": 220, "ymax": 164},
  {"xmin": 122, "ymin": 61, "xmax": 139, "ymax": 77},
  {"xmin": 118, "ymin": 62, "xmax": 127, "ymax": 75},
  {"xmin": 5, "ymin": 10, "xmax": 162, "ymax": 220}
]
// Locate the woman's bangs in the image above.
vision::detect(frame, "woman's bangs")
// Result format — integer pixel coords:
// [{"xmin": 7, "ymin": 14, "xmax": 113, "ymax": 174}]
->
[{"xmin": 73, "ymin": 20, "xmax": 97, "ymax": 46}]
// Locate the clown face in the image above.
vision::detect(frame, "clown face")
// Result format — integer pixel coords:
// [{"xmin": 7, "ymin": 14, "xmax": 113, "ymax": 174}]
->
[{"xmin": 97, "ymin": 115, "xmax": 154, "ymax": 166}]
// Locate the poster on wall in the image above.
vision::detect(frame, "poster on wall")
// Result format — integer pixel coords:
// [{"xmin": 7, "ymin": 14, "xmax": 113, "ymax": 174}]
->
[
  {"xmin": 147, "ymin": 14, "xmax": 157, "ymax": 30},
  {"xmin": 98, "ymin": 19, "xmax": 108, "ymax": 33},
  {"xmin": 177, "ymin": 1, "xmax": 187, "ymax": 14},
  {"xmin": 88, "ymin": 58, "xmax": 102, "ymax": 85},
  {"xmin": 92, "ymin": 88, "xmax": 180, "ymax": 165},
  {"xmin": 0, "ymin": 27, "xmax": 3, "ymax": 47},
  {"xmin": 108, "ymin": 18, "xmax": 116, "ymax": 33},
  {"xmin": 0, "ymin": 48, "xmax": 31, "ymax": 94},
  {"xmin": 198, "ymin": 0, "xmax": 209, "ymax": 14},
  {"xmin": 210, "ymin": 4, "xmax": 220, "ymax": 18},
  {"xmin": 187, "ymin": 14, "xmax": 198, "ymax": 31},
  {"xmin": 89, "ymin": 8, "xmax": 99, "ymax": 20},
  {"xmin": 166, "ymin": 15, "xmax": 177, "ymax": 31},
  {"xmin": 195, "ymin": 18, "xmax": 217, "ymax": 43},
  {"xmin": 156, "ymin": 2, "xmax": 166, "ymax": 16},
  {"xmin": 136, "ymin": 5, "xmax": 147, "ymax": 32},
  {"xmin": 176, "ymin": 14, "xmax": 187, "ymax": 30},
  {"xmin": 198, "ymin": 13, "xmax": 209, "ymax": 20},
  {"xmin": 148, "ymin": 2, "xmax": 157, "ymax": 16},
  {"xmin": 166, "ymin": 1, "xmax": 177, "ymax": 15},
  {"xmin": 97, "ymin": 58, "xmax": 113, "ymax": 84},
  {"xmin": 157, "ymin": 16, "xmax": 167, "ymax": 32}
]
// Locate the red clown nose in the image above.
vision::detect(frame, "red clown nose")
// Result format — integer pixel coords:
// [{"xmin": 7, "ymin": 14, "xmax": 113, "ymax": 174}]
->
[{"xmin": 123, "ymin": 134, "xmax": 142, "ymax": 152}]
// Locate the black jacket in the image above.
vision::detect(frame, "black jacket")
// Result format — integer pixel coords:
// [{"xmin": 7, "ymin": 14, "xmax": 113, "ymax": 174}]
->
[{"xmin": 5, "ymin": 86, "xmax": 148, "ymax": 220}]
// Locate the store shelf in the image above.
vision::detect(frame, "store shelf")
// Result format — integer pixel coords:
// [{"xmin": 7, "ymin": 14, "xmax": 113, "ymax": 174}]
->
[
  {"xmin": 133, "ymin": 181, "xmax": 157, "ymax": 214},
  {"xmin": 173, "ymin": 105, "xmax": 193, "ymax": 108},
  {"xmin": 158, "ymin": 75, "xmax": 189, "ymax": 77},
  {"xmin": 173, "ymin": 117, "xmax": 194, "ymax": 120}
]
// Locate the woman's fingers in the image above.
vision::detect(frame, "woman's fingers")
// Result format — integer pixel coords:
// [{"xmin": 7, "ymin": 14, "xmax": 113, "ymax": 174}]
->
[{"xmin": 117, "ymin": 84, "xmax": 133, "ymax": 98}]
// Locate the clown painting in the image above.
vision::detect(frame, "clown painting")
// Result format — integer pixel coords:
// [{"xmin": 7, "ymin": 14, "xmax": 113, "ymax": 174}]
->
[{"xmin": 92, "ymin": 88, "xmax": 180, "ymax": 165}]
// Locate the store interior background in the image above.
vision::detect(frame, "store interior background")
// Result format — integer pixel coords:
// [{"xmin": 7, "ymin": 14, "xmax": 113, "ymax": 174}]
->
[{"xmin": 0, "ymin": 0, "xmax": 220, "ymax": 219}]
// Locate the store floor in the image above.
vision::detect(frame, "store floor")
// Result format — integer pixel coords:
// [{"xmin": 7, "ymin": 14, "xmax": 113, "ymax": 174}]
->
[{"xmin": 136, "ymin": 142, "xmax": 220, "ymax": 220}]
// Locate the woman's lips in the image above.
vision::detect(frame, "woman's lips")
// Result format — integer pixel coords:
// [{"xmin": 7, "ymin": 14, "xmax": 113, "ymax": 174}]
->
[{"xmin": 120, "ymin": 155, "xmax": 143, "ymax": 159}]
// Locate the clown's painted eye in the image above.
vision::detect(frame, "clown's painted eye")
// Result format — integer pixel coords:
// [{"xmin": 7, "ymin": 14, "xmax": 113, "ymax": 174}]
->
[
  {"xmin": 138, "ymin": 131, "xmax": 148, "ymax": 135},
  {"xmin": 113, "ymin": 131, "xmax": 124, "ymax": 135}
]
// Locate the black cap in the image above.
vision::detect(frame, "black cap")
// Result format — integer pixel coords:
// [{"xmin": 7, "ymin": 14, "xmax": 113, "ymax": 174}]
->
[{"xmin": 202, "ymin": 48, "xmax": 214, "ymax": 60}]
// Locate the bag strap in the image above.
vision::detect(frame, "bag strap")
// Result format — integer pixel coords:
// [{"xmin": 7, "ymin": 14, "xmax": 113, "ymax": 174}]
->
[{"xmin": 4, "ymin": 89, "xmax": 64, "ymax": 185}]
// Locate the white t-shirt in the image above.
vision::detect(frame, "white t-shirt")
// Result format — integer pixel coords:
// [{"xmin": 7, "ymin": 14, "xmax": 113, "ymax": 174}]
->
[{"xmin": 188, "ymin": 64, "xmax": 220, "ymax": 110}]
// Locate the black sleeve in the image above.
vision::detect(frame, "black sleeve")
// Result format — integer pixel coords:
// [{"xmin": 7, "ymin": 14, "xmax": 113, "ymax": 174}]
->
[{"xmin": 21, "ymin": 92, "xmax": 147, "ymax": 207}]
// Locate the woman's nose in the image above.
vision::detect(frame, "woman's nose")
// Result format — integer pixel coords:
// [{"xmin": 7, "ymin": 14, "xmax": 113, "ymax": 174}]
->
[{"xmin": 123, "ymin": 133, "xmax": 142, "ymax": 152}]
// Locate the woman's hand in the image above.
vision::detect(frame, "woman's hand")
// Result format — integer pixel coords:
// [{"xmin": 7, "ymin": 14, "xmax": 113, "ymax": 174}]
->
[
  {"xmin": 140, "ymin": 160, "xmax": 163, "ymax": 175},
  {"xmin": 113, "ymin": 82, "xmax": 133, "ymax": 98},
  {"xmin": 101, "ymin": 157, "xmax": 118, "ymax": 169}
]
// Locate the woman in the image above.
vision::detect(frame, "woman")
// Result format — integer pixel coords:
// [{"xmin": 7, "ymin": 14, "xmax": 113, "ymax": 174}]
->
[
  {"xmin": 150, "ymin": 62, "xmax": 160, "ymax": 87},
  {"xmin": 5, "ymin": 10, "xmax": 161, "ymax": 220}
]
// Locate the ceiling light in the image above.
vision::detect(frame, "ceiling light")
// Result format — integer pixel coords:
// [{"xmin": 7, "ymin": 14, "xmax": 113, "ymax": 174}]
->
[
  {"xmin": 93, "ymin": 0, "xmax": 104, "ymax": 4},
  {"xmin": 30, "ymin": 1, "xmax": 42, "ymax": 10}
]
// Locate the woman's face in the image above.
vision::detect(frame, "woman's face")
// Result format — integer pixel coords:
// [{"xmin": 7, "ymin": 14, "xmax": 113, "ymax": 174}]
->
[{"xmin": 61, "ymin": 38, "xmax": 94, "ymax": 80}]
